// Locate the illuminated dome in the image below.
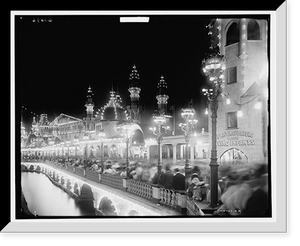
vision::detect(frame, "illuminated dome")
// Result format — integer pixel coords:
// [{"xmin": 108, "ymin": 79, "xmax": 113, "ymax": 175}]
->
[{"xmin": 96, "ymin": 91, "xmax": 129, "ymax": 121}]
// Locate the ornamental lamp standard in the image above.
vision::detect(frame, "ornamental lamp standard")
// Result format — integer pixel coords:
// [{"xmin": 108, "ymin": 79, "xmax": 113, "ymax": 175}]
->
[
  {"xmin": 149, "ymin": 114, "xmax": 170, "ymax": 184},
  {"xmin": 98, "ymin": 131, "xmax": 106, "ymax": 173},
  {"xmin": 202, "ymin": 47, "xmax": 226, "ymax": 208},
  {"xmin": 117, "ymin": 123, "xmax": 134, "ymax": 177},
  {"xmin": 179, "ymin": 107, "xmax": 198, "ymax": 182},
  {"xmin": 83, "ymin": 133, "xmax": 90, "ymax": 161}
]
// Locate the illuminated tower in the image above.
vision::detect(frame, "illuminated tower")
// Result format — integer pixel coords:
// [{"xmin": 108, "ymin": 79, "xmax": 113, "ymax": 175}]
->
[
  {"xmin": 156, "ymin": 75, "xmax": 169, "ymax": 114},
  {"xmin": 84, "ymin": 86, "xmax": 95, "ymax": 131},
  {"xmin": 85, "ymin": 86, "xmax": 94, "ymax": 120},
  {"xmin": 127, "ymin": 64, "xmax": 142, "ymax": 123}
]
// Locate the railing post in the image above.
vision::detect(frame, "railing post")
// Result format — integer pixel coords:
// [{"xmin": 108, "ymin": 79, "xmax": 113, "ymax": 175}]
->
[
  {"xmin": 176, "ymin": 192, "xmax": 187, "ymax": 215},
  {"xmin": 151, "ymin": 185, "xmax": 161, "ymax": 204},
  {"xmin": 122, "ymin": 178, "xmax": 127, "ymax": 191},
  {"xmin": 98, "ymin": 173, "xmax": 102, "ymax": 183}
]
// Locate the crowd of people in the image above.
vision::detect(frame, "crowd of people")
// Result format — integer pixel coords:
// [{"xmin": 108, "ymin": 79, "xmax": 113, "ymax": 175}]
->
[{"xmin": 22, "ymin": 155, "xmax": 269, "ymax": 216}]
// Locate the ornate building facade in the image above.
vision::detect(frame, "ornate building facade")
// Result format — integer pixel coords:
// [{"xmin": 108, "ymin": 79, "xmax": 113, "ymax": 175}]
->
[
  {"xmin": 21, "ymin": 65, "xmax": 146, "ymax": 160},
  {"xmin": 206, "ymin": 18, "xmax": 269, "ymax": 164}
]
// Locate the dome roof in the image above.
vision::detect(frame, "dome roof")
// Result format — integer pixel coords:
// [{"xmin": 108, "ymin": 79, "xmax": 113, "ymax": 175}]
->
[{"xmin": 96, "ymin": 91, "xmax": 129, "ymax": 121}]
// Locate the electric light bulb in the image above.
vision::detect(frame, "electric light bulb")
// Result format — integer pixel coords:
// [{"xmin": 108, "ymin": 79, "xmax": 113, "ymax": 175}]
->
[
  {"xmin": 237, "ymin": 109, "xmax": 243, "ymax": 117},
  {"xmin": 226, "ymin": 98, "xmax": 231, "ymax": 105},
  {"xmin": 205, "ymin": 108, "xmax": 208, "ymax": 115},
  {"xmin": 254, "ymin": 101, "xmax": 262, "ymax": 110}
]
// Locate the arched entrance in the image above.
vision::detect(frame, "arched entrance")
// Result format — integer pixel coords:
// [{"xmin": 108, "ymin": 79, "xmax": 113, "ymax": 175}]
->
[
  {"xmin": 110, "ymin": 144, "xmax": 118, "ymax": 158},
  {"xmin": 103, "ymin": 145, "xmax": 109, "ymax": 157},
  {"xmin": 220, "ymin": 148, "xmax": 248, "ymax": 165}
]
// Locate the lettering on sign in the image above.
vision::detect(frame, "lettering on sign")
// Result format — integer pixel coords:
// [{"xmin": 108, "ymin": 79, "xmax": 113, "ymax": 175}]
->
[{"xmin": 216, "ymin": 130, "xmax": 255, "ymax": 147}]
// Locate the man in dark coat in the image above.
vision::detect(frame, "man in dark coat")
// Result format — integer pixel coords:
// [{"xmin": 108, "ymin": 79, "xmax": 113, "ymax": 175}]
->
[
  {"xmin": 161, "ymin": 165, "xmax": 174, "ymax": 189},
  {"xmin": 172, "ymin": 168, "xmax": 186, "ymax": 191}
]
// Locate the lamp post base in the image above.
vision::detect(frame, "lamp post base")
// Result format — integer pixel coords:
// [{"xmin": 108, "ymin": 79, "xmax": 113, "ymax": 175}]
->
[{"xmin": 209, "ymin": 158, "xmax": 219, "ymax": 208}]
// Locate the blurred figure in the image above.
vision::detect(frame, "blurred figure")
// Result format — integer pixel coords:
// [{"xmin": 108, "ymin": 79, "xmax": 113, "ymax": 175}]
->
[
  {"xmin": 214, "ymin": 164, "xmax": 268, "ymax": 216},
  {"xmin": 151, "ymin": 167, "xmax": 164, "ymax": 185},
  {"xmin": 141, "ymin": 167, "xmax": 151, "ymax": 183},
  {"xmin": 172, "ymin": 168, "xmax": 185, "ymax": 191},
  {"xmin": 160, "ymin": 165, "xmax": 173, "ymax": 189},
  {"xmin": 186, "ymin": 173, "xmax": 204, "ymax": 198},
  {"xmin": 244, "ymin": 164, "xmax": 269, "ymax": 216}
]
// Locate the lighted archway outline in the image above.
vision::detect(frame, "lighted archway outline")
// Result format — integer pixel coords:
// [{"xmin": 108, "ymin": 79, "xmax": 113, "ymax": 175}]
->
[{"xmin": 220, "ymin": 147, "xmax": 248, "ymax": 165}]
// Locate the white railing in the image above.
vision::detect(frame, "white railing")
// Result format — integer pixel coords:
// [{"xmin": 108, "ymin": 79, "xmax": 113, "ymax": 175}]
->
[
  {"xmin": 159, "ymin": 188, "xmax": 178, "ymax": 208},
  {"xmin": 127, "ymin": 179, "xmax": 152, "ymax": 200}
]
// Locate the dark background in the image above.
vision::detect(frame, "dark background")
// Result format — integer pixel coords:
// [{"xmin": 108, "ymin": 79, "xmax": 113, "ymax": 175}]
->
[{"xmin": 16, "ymin": 15, "xmax": 212, "ymax": 133}]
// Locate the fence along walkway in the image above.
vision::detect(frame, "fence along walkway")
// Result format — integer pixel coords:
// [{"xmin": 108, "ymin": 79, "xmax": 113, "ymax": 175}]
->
[
  {"xmin": 28, "ymin": 160, "xmax": 205, "ymax": 215},
  {"xmin": 126, "ymin": 179, "xmax": 153, "ymax": 200}
]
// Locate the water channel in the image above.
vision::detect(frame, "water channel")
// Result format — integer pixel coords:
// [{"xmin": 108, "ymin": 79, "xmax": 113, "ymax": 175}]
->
[
  {"xmin": 21, "ymin": 163, "xmax": 161, "ymax": 217},
  {"xmin": 21, "ymin": 172, "xmax": 92, "ymax": 216}
]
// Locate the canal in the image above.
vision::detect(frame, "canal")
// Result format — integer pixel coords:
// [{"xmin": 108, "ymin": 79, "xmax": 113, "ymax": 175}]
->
[
  {"xmin": 21, "ymin": 172, "xmax": 94, "ymax": 216},
  {"xmin": 20, "ymin": 163, "xmax": 166, "ymax": 216}
]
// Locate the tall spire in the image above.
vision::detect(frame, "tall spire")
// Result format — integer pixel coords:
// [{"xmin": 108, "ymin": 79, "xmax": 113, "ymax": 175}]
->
[
  {"xmin": 128, "ymin": 64, "xmax": 142, "ymax": 123},
  {"xmin": 129, "ymin": 64, "xmax": 140, "ymax": 87},
  {"xmin": 85, "ymin": 85, "xmax": 94, "ymax": 119},
  {"xmin": 156, "ymin": 75, "xmax": 169, "ymax": 114}
]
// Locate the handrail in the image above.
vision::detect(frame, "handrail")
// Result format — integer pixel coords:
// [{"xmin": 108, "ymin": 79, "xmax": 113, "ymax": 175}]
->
[{"xmin": 127, "ymin": 179, "xmax": 152, "ymax": 200}]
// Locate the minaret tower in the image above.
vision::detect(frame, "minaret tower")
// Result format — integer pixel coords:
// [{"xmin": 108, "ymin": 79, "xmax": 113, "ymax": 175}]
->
[
  {"xmin": 156, "ymin": 75, "xmax": 169, "ymax": 115},
  {"xmin": 85, "ymin": 86, "xmax": 95, "ymax": 131},
  {"xmin": 85, "ymin": 86, "xmax": 94, "ymax": 120},
  {"xmin": 127, "ymin": 64, "xmax": 142, "ymax": 123}
]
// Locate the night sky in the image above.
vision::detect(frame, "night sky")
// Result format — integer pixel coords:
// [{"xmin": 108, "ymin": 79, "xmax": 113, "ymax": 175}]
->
[{"xmin": 16, "ymin": 14, "xmax": 213, "ymax": 133}]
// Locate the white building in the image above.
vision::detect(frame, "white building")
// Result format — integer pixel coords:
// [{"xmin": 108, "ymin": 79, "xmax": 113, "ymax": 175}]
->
[{"xmin": 207, "ymin": 18, "xmax": 269, "ymax": 165}]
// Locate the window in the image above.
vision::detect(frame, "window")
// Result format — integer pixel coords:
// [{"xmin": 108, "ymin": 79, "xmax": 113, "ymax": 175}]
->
[
  {"xmin": 227, "ymin": 66, "xmax": 237, "ymax": 84},
  {"xmin": 227, "ymin": 112, "xmax": 238, "ymax": 128},
  {"xmin": 247, "ymin": 19, "xmax": 260, "ymax": 40},
  {"xmin": 226, "ymin": 22, "xmax": 239, "ymax": 46}
]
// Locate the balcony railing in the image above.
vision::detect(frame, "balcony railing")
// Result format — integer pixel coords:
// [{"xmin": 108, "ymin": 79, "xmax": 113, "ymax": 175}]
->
[
  {"xmin": 101, "ymin": 173, "xmax": 123, "ymax": 189},
  {"xmin": 127, "ymin": 179, "xmax": 152, "ymax": 200},
  {"xmin": 160, "ymin": 187, "xmax": 178, "ymax": 208}
]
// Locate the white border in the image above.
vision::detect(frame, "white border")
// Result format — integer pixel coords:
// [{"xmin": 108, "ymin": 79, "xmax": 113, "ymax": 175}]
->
[{"xmin": 5, "ymin": 5, "xmax": 287, "ymax": 233}]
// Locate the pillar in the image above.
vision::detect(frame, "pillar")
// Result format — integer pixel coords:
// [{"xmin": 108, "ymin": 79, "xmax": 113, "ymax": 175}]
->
[
  {"xmin": 190, "ymin": 144, "xmax": 194, "ymax": 162},
  {"xmin": 159, "ymin": 144, "xmax": 162, "ymax": 160},
  {"xmin": 173, "ymin": 144, "xmax": 177, "ymax": 163},
  {"xmin": 180, "ymin": 145, "xmax": 183, "ymax": 159},
  {"xmin": 167, "ymin": 147, "xmax": 170, "ymax": 158},
  {"xmin": 151, "ymin": 186, "xmax": 161, "ymax": 204}
]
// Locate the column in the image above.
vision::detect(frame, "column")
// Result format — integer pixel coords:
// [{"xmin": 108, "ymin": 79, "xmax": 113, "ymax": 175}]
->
[
  {"xmin": 180, "ymin": 145, "xmax": 183, "ymax": 159},
  {"xmin": 190, "ymin": 144, "xmax": 194, "ymax": 162},
  {"xmin": 173, "ymin": 144, "xmax": 177, "ymax": 163},
  {"xmin": 167, "ymin": 147, "xmax": 170, "ymax": 158},
  {"xmin": 159, "ymin": 144, "xmax": 162, "ymax": 160}
]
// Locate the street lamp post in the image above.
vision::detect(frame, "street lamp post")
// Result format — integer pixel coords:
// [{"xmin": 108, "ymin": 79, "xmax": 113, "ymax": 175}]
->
[
  {"xmin": 179, "ymin": 107, "xmax": 198, "ymax": 183},
  {"xmin": 117, "ymin": 124, "xmax": 134, "ymax": 178},
  {"xmin": 202, "ymin": 47, "xmax": 226, "ymax": 208},
  {"xmin": 83, "ymin": 132, "xmax": 90, "ymax": 162},
  {"xmin": 149, "ymin": 114, "xmax": 170, "ymax": 184}
]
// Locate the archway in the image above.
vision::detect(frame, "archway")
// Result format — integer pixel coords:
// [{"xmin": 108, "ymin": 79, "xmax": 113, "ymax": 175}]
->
[
  {"xmin": 98, "ymin": 197, "xmax": 117, "ymax": 216},
  {"xmin": 220, "ymin": 148, "xmax": 248, "ymax": 165},
  {"xmin": 110, "ymin": 144, "xmax": 118, "ymax": 158},
  {"xmin": 226, "ymin": 21, "xmax": 239, "ymax": 46},
  {"xmin": 247, "ymin": 19, "xmax": 260, "ymax": 40},
  {"xmin": 103, "ymin": 145, "xmax": 109, "ymax": 157}
]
